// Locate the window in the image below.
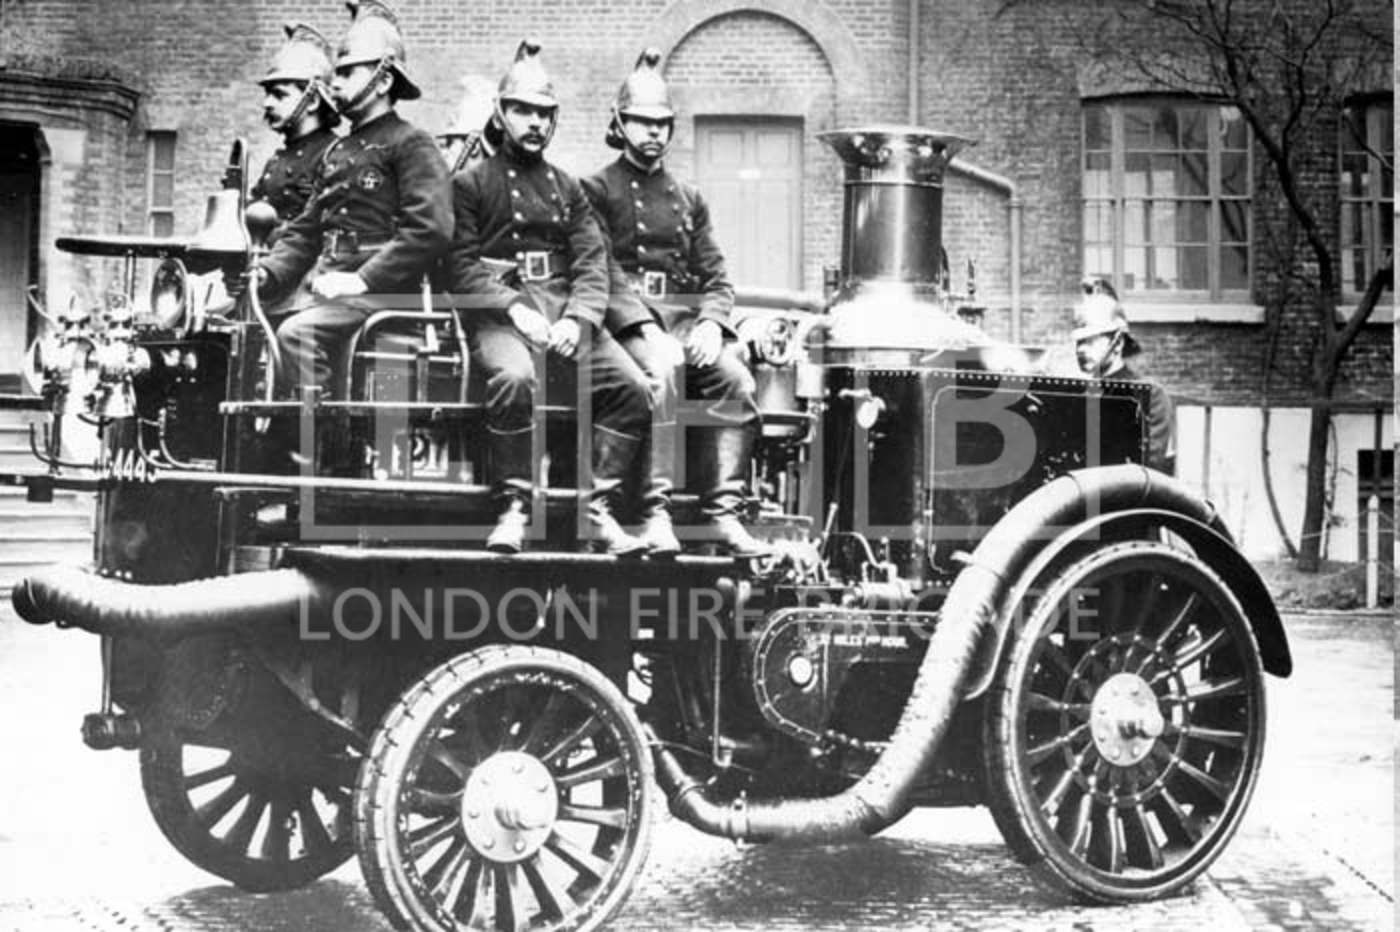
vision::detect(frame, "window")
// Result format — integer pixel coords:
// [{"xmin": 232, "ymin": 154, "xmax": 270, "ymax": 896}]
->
[
  {"xmin": 1083, "ymin": 101, "xmax": 1251, "ymax": 299},
  {"xmin": 146, "ymin": 131, "xmax": 176, "ymax": 237},
  {"xmin": 1340, "ymin": 99, "xmax": 1393, "ymax": 295}
]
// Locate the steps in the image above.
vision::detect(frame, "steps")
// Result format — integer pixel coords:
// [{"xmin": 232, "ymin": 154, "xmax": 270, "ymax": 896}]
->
[{"xmin": 0, "ymin": 410, "xmax": 94, "ymax": 591}]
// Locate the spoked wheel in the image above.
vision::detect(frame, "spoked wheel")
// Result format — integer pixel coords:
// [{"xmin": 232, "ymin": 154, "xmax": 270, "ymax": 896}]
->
[
  {"xmin": 357, "ymin": 645, "xmax": 654, "ymax": 932},
  {"xmin": 140, "ymin": 638, "xmax": 360, "ymax": 891},
  {"xmin": 984, "ymin": 540, "xmax": 1266, "ymax": 902}
]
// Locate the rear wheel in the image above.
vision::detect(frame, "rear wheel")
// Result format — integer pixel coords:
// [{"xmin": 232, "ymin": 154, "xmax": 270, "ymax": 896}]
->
[
  {"xmin": 140, "ymin": 638, "xmax": 359, "ymax": 891},
  {"xmin": 984, "ymin": 541, "xmax": 1266, "ymax": 902},
  {"xmin": 356, "ymin": 645, "xmax": 654, "ymax": 931}
]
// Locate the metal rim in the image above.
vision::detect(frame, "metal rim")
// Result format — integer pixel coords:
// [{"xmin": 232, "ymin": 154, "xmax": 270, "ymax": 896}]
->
[{"xmin": 988, "ymin": 541, "xmax": 1266, "ymax": 901}]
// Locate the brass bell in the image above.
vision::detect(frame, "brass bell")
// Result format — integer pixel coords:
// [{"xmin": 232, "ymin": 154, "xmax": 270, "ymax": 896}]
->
[{"xmin": 186, "ymin": 188, "xmax": 249, "ymax": 269}]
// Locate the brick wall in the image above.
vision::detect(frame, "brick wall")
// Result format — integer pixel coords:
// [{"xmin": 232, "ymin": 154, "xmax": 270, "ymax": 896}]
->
[{"xmin": 0, "ymin": 0, "xmax": 1388, "ymax": 409}]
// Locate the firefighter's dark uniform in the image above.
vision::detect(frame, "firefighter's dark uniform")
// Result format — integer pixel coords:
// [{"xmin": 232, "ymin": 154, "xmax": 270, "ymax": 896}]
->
[
  {"xmin": 447, "ymin": 144, "xmax": 652, "ymax": 554},
  {"xmin": 251, "ymin": 127, "xmax": 338, "ymax": 247},
  {"xmin": 258, "ymin": 111, "xmax": 451, "ymax": 396},
  {"xmin": 584, "ymin": 157, "xmax": 760, "ymax": 551}
]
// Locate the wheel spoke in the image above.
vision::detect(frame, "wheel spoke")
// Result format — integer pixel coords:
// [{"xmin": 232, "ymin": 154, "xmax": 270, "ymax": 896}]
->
[
  {"xmin": 539, "ymin": 715, "xmax": 604, "ymax": 768},
  {"xmin": 194, "ymin": 777, "xmax": 249, "ymax": 829},
  {"xmin": 523, "ymin": 852, "xmax": 574, "ymax": 921},
  {"xmin": 223, "ymin": 790, "xmax": 266, "ymax": 854},
  {"xmin": 1122, "ymin": 803, "xmax": 1165, "ymax": 870},
  {"xmin": 520, "ymin": 691, "xmax": 570, "ymax": 756},
  {"xmin": 1177, "ymin": 676, "xmax": 1249, "ymax": 705},
  {"xmin": 421, "ymin": 836, "xmax": 470, "ymax": 897},
  {"xmin": 452, "ymin": 856, "xmax": 490, "ymax": 926},
  {"xmin": 1026, "ymin": 691, "xmax": 1091, "ymax": 719},
  {"xmin": 1066, "ymin": 791, "xmax": 1094, "ymax": 858},
  {"xmin": 496, "ymin": 863, "xmax": 530, "ymax": 932},
  {"xmin": 182, "ymin": 759, "xmax": 237, "ymax": 792},
  {"xmin": 1173, "ymin": 724, "xmax": 1248, "ymax": 748},
  {"xmin": 261, "ymin": 797, "xmax": 292, "ymax": 863},
  {"xmin": 409, "ymin": 786, "xmax": 465, "ymax": 814},
  {"xmin": 546, "ymin": 831, "xmax": 612, "ymax": 881},
  {"xmin": 1150, "ymin": 786, "xmax": 1202, "ymax": 844},
  {"xmin": 1172, "ymin": 759, "xmax": 1230, "ymax": 803},
  {"xmin": 407, "ymin": 815, "xmax": 460, "ymax": 859},
  {"xmin": 295, "ymin": 789, "xmax": 334, "ymax": 854},
  {"xmin": 558, "ymin": 802, "xmax": 630, "ymax": 830},
  {"xmin": 1163, "ymin": 627, "xmax": 1228, "ymax": 672},
  {"xmin": 555, "ymin": 754, "xmax": 626, "ymax": 790},
  {"xmin": 1152, "ymin": 592, "xmax": 1200, "ymax": 653},
  {"xmin": 426, "ymin": 740, "xmax": 473, "ymax": 783},
  {"xmin": 1026, "ymin": 724, "xmax": 1088, "ymax": 766},
  {"xmin": 1094, "ymin": 805, "xmax": 1126, "ymax": 873}
]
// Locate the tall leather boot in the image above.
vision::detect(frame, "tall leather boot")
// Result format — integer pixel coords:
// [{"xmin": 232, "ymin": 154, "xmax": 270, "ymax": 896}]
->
[
  {"xmin": 485, "ymin": 426, "xmax": 533, "ymax": 554},
  {"xmin": 698, "ymin": 425, "xmax": 767, "ymax": 557},
  {"xmin": 588, "ymin": 426, "xmax": 649, "ymax": 557},
  {"xmin": 638, "ymin": 420, "xmax": 681, "ymax": 557}
]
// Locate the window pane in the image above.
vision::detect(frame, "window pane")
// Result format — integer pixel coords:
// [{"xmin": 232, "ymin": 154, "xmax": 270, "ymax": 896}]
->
[
  {"xmin": 1178, "ymin": 245, "xmax": 1208, "ymax": 289},
  {"xmin": 1220, "ymin": 200, "xmax": 1249, "ymax": 243},
  {"xmin": 1083, "ymin": 202, "xmax": 1113, "ymax": 241},
  {"xmin": 1123, "ymin": 246, "xmax": 1146, "ymax": 291},
  {"xmin": 1219, "ymin": 108, "xmax": 1247, "ymax": 149},
  {"xmin": 1341, "ymin": 152, "xmax": 1369, "ymax": 197},
  {"xmin": 1124, "ymin": 152, "xmax": 1150, "ymax": 196},
  {"xmin": 1153, "ymin": 107, "xmax": 1179, "ymax": 148},
  {"xmin": 1219, "ymin": 245, "xmax": 1248, "ymax": 289},
  {"xmin": 1150, "ymin": 200, "xmax": 1176, "ymax": 243},
  {"xmin": 1177, "ymin": 200, "xmax": 1209, "ymax": 241},
  {"xmin": 150, "ymin": 213, "xmax": 174, "ymax": 238},
  {"xmin": 152, "ymin": 174, "xmax": 174, "ymax": 206},
  {"xmin": 152, "ymin": 135, "xmax": 176, "ymax": 171},
  {"xmin": 1124, "ymin": 108, "xmax": 1155, "ymax": 150},
  {"xmin": 1180, "ymin": 109, "xmax": 1207, "ymax": 150},
  {"xmin": 1124, "ymin": 200, "xmax": 1148, "ymax": 243},
  {"xmin": 1220, "ymin": 153, "xmax": 1249, "ymax": 196},
  {"xmin": 1083, "ymin": 246, "xmax": 1112, "ymax": 282},
  {"xmin": 1084, "ymin": 107, "xmax": 1110, "ymax": 151},
  {"xmin": 1150, "ymin": 153, "xmax": 1178, "ymax": 195},
  {"xmin": 1084, "ymin": 155, "xmax": 1111, "ymax": 197},
  {"xmin": 1180, "ymin": 152, "xmax": 1209, "ymax": 196}
]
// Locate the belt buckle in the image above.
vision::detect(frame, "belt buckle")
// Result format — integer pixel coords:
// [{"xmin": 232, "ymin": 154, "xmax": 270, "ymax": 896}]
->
[
  {"xmin": 325, "ymin": 229, "xmax": 356, "ymax": 256},
  {"xmin": 521, "ymin": 250, "xmax": 551, "ymax": 282},
  {"xmin": 642, "ymin": 270, "xmax": 667, "ymax": 298}
]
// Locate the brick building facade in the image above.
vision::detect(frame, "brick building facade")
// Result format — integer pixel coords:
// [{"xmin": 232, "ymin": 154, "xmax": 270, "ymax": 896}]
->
[{"xmin": 0, "ymin": 0, "xmax": 1390, "ymax": 559}]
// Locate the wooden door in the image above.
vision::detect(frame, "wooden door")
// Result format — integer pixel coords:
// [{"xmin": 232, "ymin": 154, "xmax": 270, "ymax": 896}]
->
[
  {"xmin": 0, "ymin": 124, "xmax": 38, "ymax": 391},
  {"xmin": 695, "ymin": 119, "xmax": 803, "ymax": 290}
]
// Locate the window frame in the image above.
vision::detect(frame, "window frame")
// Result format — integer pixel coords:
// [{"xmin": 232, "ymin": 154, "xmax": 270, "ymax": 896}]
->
[
  {"xmin": 146, "ymin": 130, "xmax": 177, "ymax": 238},
  {"xmin": 1338, "ymin": 96, "xmax": 1393, "ymax": 300},
  {"xmin": 1082, "ymin": 98, "xmax": 1254, "ymax": 304}
]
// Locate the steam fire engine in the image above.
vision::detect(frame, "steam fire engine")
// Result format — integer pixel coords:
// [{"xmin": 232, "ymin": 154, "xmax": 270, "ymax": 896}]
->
[{"xmin": 1, "ymin": 126, "xmax": 1290, "ymax": 931}]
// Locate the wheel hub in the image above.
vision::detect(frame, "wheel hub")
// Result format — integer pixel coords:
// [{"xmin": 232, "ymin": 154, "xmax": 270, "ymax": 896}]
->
[
  {"xmin": 1089, "ymin": 672, "xmax": 1164, "ymax": 766},
  {"xmin": 460, "ymin": 751, "xmax": 558, "ymax": 863}
]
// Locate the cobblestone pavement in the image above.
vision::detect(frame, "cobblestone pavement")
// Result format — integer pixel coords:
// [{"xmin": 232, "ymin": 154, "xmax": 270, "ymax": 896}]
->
[{"xmin": 0, "ymin": 608, "xmax": 1390, "ymax": 931}]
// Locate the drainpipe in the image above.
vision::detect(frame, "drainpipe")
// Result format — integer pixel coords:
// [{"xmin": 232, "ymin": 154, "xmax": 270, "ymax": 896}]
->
[
  {"xmin": 907, "ymin": 0, "xmax": 920, "ymax": 122},
  {"xmin": 948, "ymin": 158, "xmax": 1023, "ymax": 344}
]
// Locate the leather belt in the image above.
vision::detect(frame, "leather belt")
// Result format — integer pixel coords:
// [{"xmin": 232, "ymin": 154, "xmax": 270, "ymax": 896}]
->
[
  {"xmin": 482, "ymin": 251, "xmax": 570, "ymax": 283},
  {"xmin": 625, "ymin": 269, "xmax": 690, "ymax": 298},
  {"xmin": 322, "ymin": 229, "xmax": 392, "ymax": 257}
]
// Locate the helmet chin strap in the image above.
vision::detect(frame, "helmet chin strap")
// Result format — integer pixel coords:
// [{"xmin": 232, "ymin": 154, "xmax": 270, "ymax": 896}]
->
[
  {"xmin": 282, "ymin": 82, "xmax": 318, "ymax": 136},
  {"xmin": 338, "ymin": 56, "xmax": 391, "ymax": 119},
  {"xmin": 1093, "ymin": 330, "xmax": 1125, "ymax": 377}
]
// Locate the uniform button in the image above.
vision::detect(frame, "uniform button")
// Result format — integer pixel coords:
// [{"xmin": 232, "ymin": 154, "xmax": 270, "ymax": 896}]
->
[
  {"xmin": 507, "ymin": 169, "xmax": 517, "ymax": 179},
  {"xmin": 338, "ymin": 207, "xmax": 347, "ymax": 214},
  {"xmin": 673, "ymin": 203, "xmax": 681, "ymax": 212},
  {"xmin": 637, "ymin": 222, "xmax": 647, "ymax": 231},
  {"xmin": 635, "ymin": 200, "xmax": 644, "ymax": 209},
  {"xmin": 515, "ymin": 251, "xmax": 524, "ymax": 260},
  {"xmin": 511, "ymin": 189, "xmax": 521, "ymax": 197},
  {"xmin": 551, "ymin": 214, "xmax": 560, "ymax": 222},
  {"xmin": 630, "ymin": 181, "xmax": 640, "ymax": 190},
  {"xmin": 513, "ymin": 212, "xmax": 524, "ymax": 221},
  {"xmin": 511, "ymin": 232, "xmax": 521, "ymax": 239},
  {"xmin": 667, "ymin": 185, "xmax": 676, "ymax": 193},
  {"xmin": 638, "ymin": 245, "xmax": 648, "ymax": 253},
  {"xmin": 546, "ymin": 171, "xmax": 555, "ymax": 181}
]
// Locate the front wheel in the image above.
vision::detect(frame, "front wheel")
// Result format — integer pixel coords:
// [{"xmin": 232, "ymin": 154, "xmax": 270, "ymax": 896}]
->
[
  {"xmin": 984, "ymin": 541, "xmax": 1266, "ymax": 902},
  {"xmin": 356, "ymin": 645, "xmax": 654, "ymax": 931}
]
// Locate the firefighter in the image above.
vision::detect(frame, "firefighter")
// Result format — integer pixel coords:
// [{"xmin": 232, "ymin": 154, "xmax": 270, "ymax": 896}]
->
[
  {"xmin": 446, "ymin": 40, "xmax": 652, "ymax": 556},
  {"xmin": 583, "ymin": 49, "xmax": 765, "ymax": 557},
  {"xmin": 254, "ymin": 0, "xmax": 451, "ymax": 400},
  {"xmin": 1072, "ymin": 291, "xmax": 1177, "ymax": 474},
  {"xmin": 251, "ymin": 22, "xmax": 340, "ymax": 249}
]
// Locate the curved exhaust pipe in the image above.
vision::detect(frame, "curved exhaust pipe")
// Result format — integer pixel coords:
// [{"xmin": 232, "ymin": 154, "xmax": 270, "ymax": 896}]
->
[
  {"xmin": 654, "ymin": 464, "xmax": 1219, "ymax": 842},
  {"xmin": 12, "ymin": 564, "xmax": 331, "ymax": 642}
]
